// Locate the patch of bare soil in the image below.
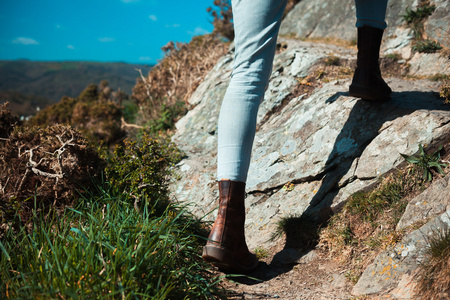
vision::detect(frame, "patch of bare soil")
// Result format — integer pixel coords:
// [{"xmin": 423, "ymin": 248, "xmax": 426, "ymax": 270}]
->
[{"xmin": 217, "ymin": 242, "xmax": 353, "ymax": 300}]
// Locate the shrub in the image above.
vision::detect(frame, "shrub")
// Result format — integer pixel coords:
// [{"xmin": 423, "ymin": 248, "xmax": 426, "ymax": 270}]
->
[
  {"xmin": 146, "ymin": 101, "xmax": 186, "ymax": 135},
  {"xmin": 78, "ymin": 83, "xmax": 99, "ymax": 102},
  {"xmin": 104, "ymin": 133, "xmax": 181, "ymax": 214},
  {"xmin": 0, "ymin": 102, "xmax": 21, "ymax": 139},
  {"xmin": 27, "ymin": 96, "xmax": 77, "ymax": 126},
  {"xmin": 207, "ymin": 0, "xmax": 234, "ymax": 41},
  {"xmin": 71, "ymin": 98, "xmax": 123, "ymax": 144},
  {"xmin": 0, "ymin": 123, "xmax": 104, "ymax": 225},
  {"xmin": 28, "ymin": 82, "xmax": 125, "ymax": 145}
]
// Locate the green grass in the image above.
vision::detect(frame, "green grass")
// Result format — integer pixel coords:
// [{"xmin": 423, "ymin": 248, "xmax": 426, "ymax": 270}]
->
[
  {"xmin": 0, "ymin": 182, "xmax": 224, "ymax": 299},
  {"xmin": 412, "ymin": 39, "xmax": 443, "ymax": 54},
  {"xmin": 429, "ymin": 74, "xmax": 449, "ymax": 82},
  {"xmin": 345, "ymin": 179, "xmax": 408, "ymax": 224}
]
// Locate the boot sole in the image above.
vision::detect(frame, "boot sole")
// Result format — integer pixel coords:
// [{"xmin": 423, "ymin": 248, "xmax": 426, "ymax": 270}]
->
[
  {"xmin": 349, "ymin": 84, "xmax": 391, "ymax": 101},
  {"xmin": 202, "ymin": 245, "xmax": 258, "ymax": 274}
]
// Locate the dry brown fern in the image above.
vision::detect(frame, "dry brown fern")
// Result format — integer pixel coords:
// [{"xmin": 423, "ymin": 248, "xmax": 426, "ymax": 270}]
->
[{"xmin": 132, "ymin": 34, "xmax": 229, "ymax": 123}]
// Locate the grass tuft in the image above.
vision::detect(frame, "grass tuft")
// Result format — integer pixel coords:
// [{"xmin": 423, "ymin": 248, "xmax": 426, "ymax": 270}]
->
[
  {"xmin": 272, "ymin": 214, "xmax": 321, "ymax": 251},
  {"xmin": 415, "ymin": 227, "xmax": 450, "ymax": 299},
  {"xmin": 254, "ymin": 247, "xmax": 270, "ymax": 260},
  {"xmin": 412, "ymin": 39, "xmax": 443, "ymax": 54}
]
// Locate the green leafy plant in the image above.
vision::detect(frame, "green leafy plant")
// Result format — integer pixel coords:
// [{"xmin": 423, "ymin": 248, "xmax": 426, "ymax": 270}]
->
[
  {"xmin": 402, "ymin": 3, "xmax": 436, "ymax": 39},
  {"xmin": 400, "ymin": 144, "xmax": 447, "ymax": 181},
  {"xmin": 402, "ymin": 1, "xmax": 442, "ymax": 54},
  {"xmin": 146, "ymin": 101, "xmax": 187, "ymax": 135}
]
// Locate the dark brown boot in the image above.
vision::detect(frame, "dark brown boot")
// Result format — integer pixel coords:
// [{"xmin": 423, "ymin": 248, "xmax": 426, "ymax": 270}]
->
[
  {"xmin": 202, "ymin": 180, "xmax": 258, "ymax": 273},
  {"xmin": 349, "ymin": 25, "xmax": 392, "ymax": 101}
]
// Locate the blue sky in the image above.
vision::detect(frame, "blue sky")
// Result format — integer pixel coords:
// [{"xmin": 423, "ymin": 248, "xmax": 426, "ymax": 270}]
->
[{"xmin": 0, "ymin": 0, "xmax": 215, "ymax": 64}]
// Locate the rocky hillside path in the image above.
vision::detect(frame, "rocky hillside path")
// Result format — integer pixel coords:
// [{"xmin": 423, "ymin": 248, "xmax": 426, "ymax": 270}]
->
[
  {"xmin": 171, "ymin": 35, "xmax": 450, "ymax": 298},
  {"xmin": 171, "ymin": 0, "xmax": 450, "ymax": 297}
]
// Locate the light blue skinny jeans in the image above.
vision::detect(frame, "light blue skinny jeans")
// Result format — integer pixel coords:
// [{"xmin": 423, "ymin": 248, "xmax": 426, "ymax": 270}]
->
[{"xmin": 217, "ymin": 0, "xmax": 388, "ymax": 182}]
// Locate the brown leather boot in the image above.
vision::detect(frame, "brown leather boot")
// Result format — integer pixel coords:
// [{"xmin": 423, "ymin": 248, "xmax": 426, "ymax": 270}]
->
[
  {"xmin": 202, "ymin": 180, "xmax": 258, "ymax": 273},
  {"xmin": 349, "ymin": 25, "xmax": 392, "ymax": 101}
]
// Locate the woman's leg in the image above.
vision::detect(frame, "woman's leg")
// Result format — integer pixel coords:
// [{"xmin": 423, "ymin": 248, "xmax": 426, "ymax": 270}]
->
[
  {"xmin": 203, "ymin": 0, "xmax": 287, "ymax": 273},
  {"xmin": 217, "ymin": 0, "xmax": 287, "ymax": 183}
]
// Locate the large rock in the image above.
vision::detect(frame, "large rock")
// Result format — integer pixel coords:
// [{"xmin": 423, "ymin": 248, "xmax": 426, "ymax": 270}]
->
[
  {"xmin": 279, "ymin": 0, "xmax": 357, "ymax": 41},
  {"xmin": 279, "ymin": 0, "xmax": 418, "ymax": 44},
  {"xmin": 425, "ymin": 0, "xmax": 450, "ymax": 49},
  {"xmin": 408, "ymin": 52, "xmax": 450, "ymax": 76},
  {"xmin": 171, "ymin": 38, "xmax": 450, "ymax": 251},
  {"xmin": 397, "ymin": 173, "xmax": 450, "ymax": 231},
  {"xmin": 353, "ymin": 210, "xmax": 450, "ymax": 297}
]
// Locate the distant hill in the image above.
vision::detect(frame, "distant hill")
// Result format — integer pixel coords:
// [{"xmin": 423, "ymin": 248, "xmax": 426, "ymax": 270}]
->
[{"xmin": 0, "ymin": 60, "xmax": 153, "ymax": 116}]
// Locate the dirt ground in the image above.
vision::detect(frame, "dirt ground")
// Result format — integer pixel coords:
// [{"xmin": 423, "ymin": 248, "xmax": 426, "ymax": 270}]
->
[{"xmin": 218, "ymin": 240, "xmax": 354, "ymax": 300}]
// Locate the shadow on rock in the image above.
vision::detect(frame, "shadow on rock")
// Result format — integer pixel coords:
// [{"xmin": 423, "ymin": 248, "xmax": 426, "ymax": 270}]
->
[{"xmin": 307, "ymin": 90, "xmax": 448, "ymax": 219}]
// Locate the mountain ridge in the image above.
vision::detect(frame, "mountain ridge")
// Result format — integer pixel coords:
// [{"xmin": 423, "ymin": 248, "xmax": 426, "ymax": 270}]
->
[{"xmin": 0, "ymin": 60, "xmax": 153, "ymax": 116}]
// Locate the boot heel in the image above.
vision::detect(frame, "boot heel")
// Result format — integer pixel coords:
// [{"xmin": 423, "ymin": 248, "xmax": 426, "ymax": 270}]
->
[
  {"xmin": 202, "ymin": 244, "xmax": 258, "ymax": 273},
  {"xmin": 202, "ymin": 245, "xmax": 234, "ymax": 271}
]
